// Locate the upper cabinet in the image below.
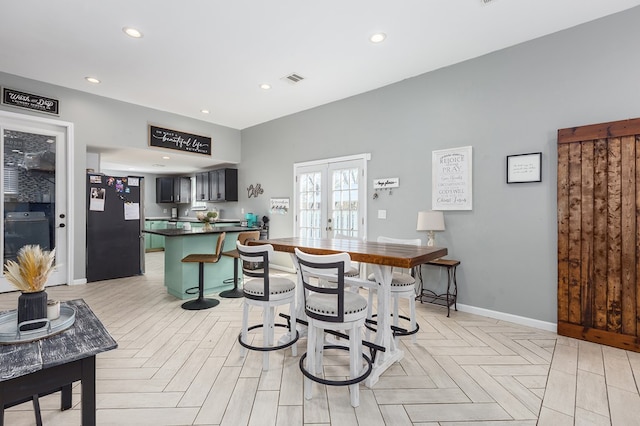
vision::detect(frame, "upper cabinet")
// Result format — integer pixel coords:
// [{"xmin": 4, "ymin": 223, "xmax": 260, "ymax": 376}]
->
[
  {"xmin": 174, "ymin": 177, "xmax": 191, "ymax": 204},
  {"xmin": 208, "ymin": 168, "xmax": 238, "ymax": 202},
  {"xmin": 159, "ymin": 170, "xmax": 236, "ymax": 203},
  {"xmin": 193, "ymin": 169, "xmax": 238, "ymax": 202},
  {"xmin": 156, "ymin": 177, "xmax": 191, "ymax": 204},
  {"xmin": 156, "ymin": 177, "xmax": 175, "ymax": 203},
  {"xmin": 195, "ymin": 172, "xmax": 209, "ymax": 201}
]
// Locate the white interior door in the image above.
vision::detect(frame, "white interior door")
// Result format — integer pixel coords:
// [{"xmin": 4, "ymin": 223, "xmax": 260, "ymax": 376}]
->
[
  {"xmin": 0, "ymin": 114, "xmax": 69, "ymax": 292},
  {"xmin": 294, "ymin": 155, "xmax": 368, "ymax": 239}
]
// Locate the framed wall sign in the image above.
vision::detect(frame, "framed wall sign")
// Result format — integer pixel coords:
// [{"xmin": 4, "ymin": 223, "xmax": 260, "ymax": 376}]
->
[
  {"xmin": 432, "ymin": 145, "xmax": 473, "ymax": 210},
  {"xmin": 270, "ymin": 197, "xmax": 290, "ymax": 215},
  {"xmin": 2, "ymin": 87, "xmax": 59, "ymax": 115},
  {"xmin": 373, "ymin": 177, "xmax": 399, "ymax": 189},
  {"xmin": 148, "ymin": 125, "xmax": 212, "ymax": 156},
  {"xmin": 506, "ymin": 152, "xmax": 542, "ymax": 183}
]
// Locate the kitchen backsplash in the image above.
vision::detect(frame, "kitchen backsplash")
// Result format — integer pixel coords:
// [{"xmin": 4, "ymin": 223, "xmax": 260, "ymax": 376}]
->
[{"xmin": 3, "ymin": 130, "xmax": 55, "ymax": 203}]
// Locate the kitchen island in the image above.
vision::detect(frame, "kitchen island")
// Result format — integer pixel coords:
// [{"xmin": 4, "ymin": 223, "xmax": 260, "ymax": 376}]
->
[{"xmin": 143, "ymin": 226, "xmax": 257, "ymax": 299}]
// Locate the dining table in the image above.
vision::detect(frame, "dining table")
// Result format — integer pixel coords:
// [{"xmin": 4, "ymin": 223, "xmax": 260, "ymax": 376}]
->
[{"xmin": 249, "ymin": 237, "xmax": 447, "ymax": 387}]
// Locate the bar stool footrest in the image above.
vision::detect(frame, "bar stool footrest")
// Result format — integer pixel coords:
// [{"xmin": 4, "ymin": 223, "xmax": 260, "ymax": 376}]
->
[
  {"xmin": 364, "ymin": 314, "xmax": 419, "ymax": 337},
  {"xmin": 279, "ymin": 313, "xmax": 385, "ymax": 363},
  {"xmin": 238, "ymin": 323, "xmax": 299, "ymax": 352},
  {"xmin": 299, "ymin": 345, "xmax": 372, "ymax": 386}
]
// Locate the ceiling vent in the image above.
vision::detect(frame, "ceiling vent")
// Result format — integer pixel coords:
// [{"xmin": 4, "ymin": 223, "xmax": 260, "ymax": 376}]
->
[{"xmin": 282, "ymin": 73, "xmax": 305, "ymax": 84}]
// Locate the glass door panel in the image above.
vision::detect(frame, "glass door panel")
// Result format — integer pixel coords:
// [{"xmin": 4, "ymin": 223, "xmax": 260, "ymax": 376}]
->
[
  {"xmin": 295, "ymin": 157, "xmax": 365, "ymax": 240},
  {"xmin": 330, "ymin": 165, "xmax": 360, "ymax": 238},
  {"xmin": 1, "ymin": 120, "xmax": 67, "ymax": 292},
  {"xmin": 297, "ymin": 169, "xmax": 323, "ymax": 238}
]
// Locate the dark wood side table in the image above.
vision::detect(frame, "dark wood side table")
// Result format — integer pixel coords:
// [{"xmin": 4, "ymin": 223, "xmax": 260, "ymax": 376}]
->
[
  {"xmin": 418, "ymin": 258, "xmax": 460, "ymax": 317},
  {"xmin": 0, "ymin": 299, "xmax": 117, "ymax": 426}
]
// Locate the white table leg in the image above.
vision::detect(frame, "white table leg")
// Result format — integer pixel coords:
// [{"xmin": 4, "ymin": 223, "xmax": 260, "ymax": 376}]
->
[{"xmin": 364, "ymin": 264, "xmax": 404, "ymax": 387}]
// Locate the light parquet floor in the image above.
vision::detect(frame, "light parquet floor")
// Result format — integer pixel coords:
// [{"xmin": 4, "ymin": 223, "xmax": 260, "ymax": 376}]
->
[{"xmin": 2, "ymin": 252, "xmax": 640, "ymax": 425}]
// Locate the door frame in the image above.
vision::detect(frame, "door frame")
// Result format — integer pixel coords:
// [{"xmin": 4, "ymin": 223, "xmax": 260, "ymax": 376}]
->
[
  {"xmin": 292, "ymin": 153, "xmax": 370, "ymax": 239},
  {"xmin": 0, "ymin": 109, "xmax": 75, "ymax": 288}
]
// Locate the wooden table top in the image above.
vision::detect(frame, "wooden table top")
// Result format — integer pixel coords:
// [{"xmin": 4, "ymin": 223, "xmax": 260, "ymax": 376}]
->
[
  {"xmin": 250, "ymin": 237, "xmax": 447, "ymax": 268},
  {"xmin": 0, "ymin": 299, "xmax": 117, "ymax": 381}
]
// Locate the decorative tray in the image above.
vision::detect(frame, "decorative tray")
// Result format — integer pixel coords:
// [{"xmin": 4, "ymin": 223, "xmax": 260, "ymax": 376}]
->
[{"xmin": 0, "ymin": 305, "xmax": 76, "ymax": 344}]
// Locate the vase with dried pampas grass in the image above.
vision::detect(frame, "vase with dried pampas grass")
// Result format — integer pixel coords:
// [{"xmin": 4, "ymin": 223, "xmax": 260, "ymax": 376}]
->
[{"xmin": 3, "ymin": 245, "xmax": 56, "ymax": 331}]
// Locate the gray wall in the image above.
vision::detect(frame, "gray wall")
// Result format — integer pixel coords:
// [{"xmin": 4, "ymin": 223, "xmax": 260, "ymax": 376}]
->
[
  {"xmin": 2, "ymin": 6, "xmax": 639, "ymax": 323},
  {"xmin": 238, "ymin": 6, "xmax": 640, "ymax": 324},
  {"xmin": 0, "ymin": 74, "xmax": 242, "ymax": 280}
]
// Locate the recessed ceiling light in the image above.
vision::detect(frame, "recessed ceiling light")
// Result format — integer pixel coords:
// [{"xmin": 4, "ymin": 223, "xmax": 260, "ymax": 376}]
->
[
  {"xmin": 162, "ymin": 156, "xmax": 170, "ymax": 160},
  {"xmin": 123, "ymin": 27, "xmax": 143, "ymax": 38},
  {"xmin": 260, "ymin": 83, "xmax": 271, "ymax": 90},
  {"xmin": 201, "ymin": 109, "xmax": 210, "ymax": 114},
  {"xmin": 370, "ymin": 33, "xmax": 387, "ymax": 43},
  {"xmin": 85, "ymin": 77, "xmax": 101, "ymax": 84}
]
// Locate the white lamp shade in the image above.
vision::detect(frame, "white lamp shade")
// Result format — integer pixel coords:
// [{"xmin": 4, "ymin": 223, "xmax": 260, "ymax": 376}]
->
[{"xmin": 416, "ymin": 210, "xmax": 445, "ymax": 231}]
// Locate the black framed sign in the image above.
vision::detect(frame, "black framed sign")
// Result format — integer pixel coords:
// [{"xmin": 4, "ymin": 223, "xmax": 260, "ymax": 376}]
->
[
  {"xmin": 148, "ymin": 125, "xmax": 212, "ymax": 156},
  {"xmin": 506, "ymin": 152, "xmax": 542, "ymax": 183},
  {"xmin": 2, "ymin": 87, "xmax": 59, "ymax": 115}
]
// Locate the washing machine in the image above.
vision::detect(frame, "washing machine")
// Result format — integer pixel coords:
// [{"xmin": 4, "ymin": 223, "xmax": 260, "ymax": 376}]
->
[{"xmin": 4, "ymin": 211, "xmax": 51, "ymax": 262}]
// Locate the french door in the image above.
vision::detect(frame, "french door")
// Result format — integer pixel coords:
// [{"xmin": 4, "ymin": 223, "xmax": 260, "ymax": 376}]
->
[
  {"xmin": 0, "ymin": 112, "xmax": 70, "ymax": 292},
  {"xmin": 294, "ymin": 154, "xmax": 368, "ymax": 239}
]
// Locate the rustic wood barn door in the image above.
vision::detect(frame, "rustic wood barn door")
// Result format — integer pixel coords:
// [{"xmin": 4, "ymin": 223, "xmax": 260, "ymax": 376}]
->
[{"xmin": 557, "ymin": 117, "xmax": 640, "ymax": 351}]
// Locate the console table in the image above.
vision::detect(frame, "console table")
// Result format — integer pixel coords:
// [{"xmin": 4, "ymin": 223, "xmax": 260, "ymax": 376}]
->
[
  {"xmin": 418, "ymin": 258, "xmax": 460, "ymax": 317},
  {"xmin": 0, "ymin": 299, "xmax": 117, "ymax": 426}
]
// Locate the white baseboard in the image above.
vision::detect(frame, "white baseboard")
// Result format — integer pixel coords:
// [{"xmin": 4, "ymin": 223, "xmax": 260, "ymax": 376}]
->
[
  {"xmin": 456, "ymin": 303, "xmax": 557, "ymax": 333},
  {"xmin": 71, "ymin": 278, "xmax": 87, "ymax": 286}
]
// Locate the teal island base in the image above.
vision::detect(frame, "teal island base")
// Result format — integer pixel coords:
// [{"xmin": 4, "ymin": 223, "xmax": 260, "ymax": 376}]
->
[{"xmin": 144, "ymin": 226, "xmax": 254, "ymax": 300}]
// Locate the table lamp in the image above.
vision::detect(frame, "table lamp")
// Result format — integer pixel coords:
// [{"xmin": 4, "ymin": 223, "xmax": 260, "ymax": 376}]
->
[{"xmin": 416, "ymin": 210, "xmax": 445, "ymax": 246}]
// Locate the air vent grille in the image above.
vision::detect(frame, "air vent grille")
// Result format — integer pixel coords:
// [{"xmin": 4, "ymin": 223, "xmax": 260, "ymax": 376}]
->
[{"xmin": 282, "ymin": 73, "xmax": 305, "ymax": 84}]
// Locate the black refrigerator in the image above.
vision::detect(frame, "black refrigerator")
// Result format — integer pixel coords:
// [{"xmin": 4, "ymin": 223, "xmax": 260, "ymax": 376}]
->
[{"xmin": 86, "ymin": 174, "xmax": 145, "ymax": 282}]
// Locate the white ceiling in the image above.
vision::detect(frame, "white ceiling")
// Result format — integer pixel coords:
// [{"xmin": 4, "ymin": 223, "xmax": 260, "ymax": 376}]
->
[{"xmin": 2, "ymin": 0, "xmax": 640, "ymax": 173}]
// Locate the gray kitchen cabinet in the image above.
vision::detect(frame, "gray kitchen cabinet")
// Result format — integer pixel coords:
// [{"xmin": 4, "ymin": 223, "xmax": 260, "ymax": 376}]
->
[
  {"xmin": 156, "ymin": 177, "xmax": 175, "ymax": 203},
  {"xmin": 156, "ymin": 176, "xmax": 191, "ymax": 203},
  {"xmin": 174, "ymin": 177, "xmax": 191, "ymax": 204},
  {"xmin": 195, "ymin": 172, "xmax": 209, "ymax": 201},
  {"xmin": 209, "ymin": 168, "xmax": 238, "ymax": 202}
]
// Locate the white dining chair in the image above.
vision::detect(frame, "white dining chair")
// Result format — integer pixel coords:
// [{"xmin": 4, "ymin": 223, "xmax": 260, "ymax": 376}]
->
[
  {"xmin": 294, "ymin": 248, "xmax": 371, "ymax": 408},
  {"xmin": 237, "ymin": 242, "xmax": 298, "ymax": 371}
]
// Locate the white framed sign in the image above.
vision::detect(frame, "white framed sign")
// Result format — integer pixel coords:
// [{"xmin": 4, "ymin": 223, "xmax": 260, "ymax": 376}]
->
[
  {"xmin": 507, "ymin": 152, "xmax": 542, "ymax": 183},
  {"xmin": 432, "ymin": 146, "xmax": 473, "ymax": 210},
  {"xmin": 270, "ymin": 197, "xmax": 290, "ymax": 215},
  {"xmin": 373, "ymin": 177, "xmax": 399, "ymax": 189}
]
